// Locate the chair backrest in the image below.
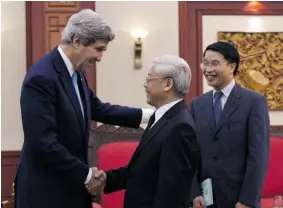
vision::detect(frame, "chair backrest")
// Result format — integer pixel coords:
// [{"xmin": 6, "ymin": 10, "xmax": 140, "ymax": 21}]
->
[
  {"xmin": 88, "ymin": 124, "xmax": 144, "ymax": 168},
  {"xmin": 97, "ymin": 141, "xmax": 139, "ymax": 208},
  {"xmin": 262, "ymin": 136, "xmax": 283, "ymax": 197}
]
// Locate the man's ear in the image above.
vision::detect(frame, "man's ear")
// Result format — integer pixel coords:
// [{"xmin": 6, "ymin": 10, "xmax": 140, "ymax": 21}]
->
[
  {"xmin": 164, "ymin": 78, "xmax": 174, "ymax": 92},
  {"xmin": 72, "ymin": 35, "xmax": 81, "ymax": 49},
  {"xmin": 230, "ymin": 63, "xmax": 236, "ymax": 75}
]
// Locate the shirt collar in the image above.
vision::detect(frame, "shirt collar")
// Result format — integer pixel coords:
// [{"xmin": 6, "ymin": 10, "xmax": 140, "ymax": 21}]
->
[
  {"xmin": 154, "ymin": 98, "xmax": 183, "ymax": 122},
  {"xmin": 213, "ymin": 79, "xmax": 235, "ymax": 98},
  {"xmin": 57, "ymin": 45, "xmax": 75, "ymax": 77}
]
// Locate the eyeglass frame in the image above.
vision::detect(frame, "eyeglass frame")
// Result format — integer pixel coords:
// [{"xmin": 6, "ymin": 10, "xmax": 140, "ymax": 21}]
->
[{"xmin": 145, "ymin": 76, "xmax": 172, "ymax": 83}]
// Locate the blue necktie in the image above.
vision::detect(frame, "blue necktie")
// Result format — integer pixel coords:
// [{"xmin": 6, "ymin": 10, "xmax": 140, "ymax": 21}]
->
[
  {"xmin": 214, "ymin": 91, "xmax": 223, "ymax": 124},
  {"xmin": 72, "ymin": 72, "xmax": 84, "ymax": 118}
]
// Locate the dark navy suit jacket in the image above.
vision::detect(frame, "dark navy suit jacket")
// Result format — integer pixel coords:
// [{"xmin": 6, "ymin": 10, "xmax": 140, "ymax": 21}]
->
[
  {"xmin": 15, "ymin": 47, "xmax": 142, "ymax": 208},
  {"xmin": 190, "ymin": 84, "xmax": 270, "ymax": 208},
  {"xmin": 105, "ymin": 100, "xmax": 200, "ymax": 208}
]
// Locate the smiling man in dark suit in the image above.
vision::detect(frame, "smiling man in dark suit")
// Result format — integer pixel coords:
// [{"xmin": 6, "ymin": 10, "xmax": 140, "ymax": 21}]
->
[
  {"xmin": 191, "ymin": 42, "xmax": 270, "ymax": 208},
  {"xmin": 98, "ymin": 55, "xmax": 200, "ymax": 208},
  {"xmin": 15, "ymin": 9, "xmax": 153, "ymax": 208}
]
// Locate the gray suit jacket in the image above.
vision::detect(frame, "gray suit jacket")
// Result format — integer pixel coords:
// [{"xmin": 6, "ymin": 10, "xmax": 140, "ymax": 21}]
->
[{"xmin": 190, "ymin": 84, "xmax": 270, "ymax": 208}]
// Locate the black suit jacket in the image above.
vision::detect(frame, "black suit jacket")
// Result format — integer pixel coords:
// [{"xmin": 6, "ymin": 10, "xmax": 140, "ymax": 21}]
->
[
  {"xmin": 190, "ymin": 84, "xmax": 270, "ymax": 208},
  {"xmin": 104, "ymin": 100, "xmax": 200, "ymax": 208},
  {"xmin": 15, "ymin": 47, "xmax": 142, "ymax": 208}
]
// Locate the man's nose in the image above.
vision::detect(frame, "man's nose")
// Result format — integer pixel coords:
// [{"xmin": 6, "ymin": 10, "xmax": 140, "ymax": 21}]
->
[
  {"xmin": 143, "ymin": 82, "xmax": 147, "ymax": 88},
  {"xmin": 205, "ymin": 66, "xmax": 214, "ymax": 73},
  {"xmin": 96, "ymin": 56, "xmax": 102, "ymax": 62}
]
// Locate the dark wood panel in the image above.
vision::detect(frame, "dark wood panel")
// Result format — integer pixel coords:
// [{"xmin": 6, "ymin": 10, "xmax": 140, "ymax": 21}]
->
[
  {"xmin": 270, "ymin": 125, "xmax": 283, "ymax": 137},
  {"xmin": 179, "ymin": 1, "xmax": 283, "ymax": 104},
  {"xmin": 1, "ymin": 151, "xmax": 20, "ymax": 207}
]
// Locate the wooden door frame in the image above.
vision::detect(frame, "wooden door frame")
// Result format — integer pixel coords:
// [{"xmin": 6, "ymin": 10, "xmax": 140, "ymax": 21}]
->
[{"xmin": 179, "ymin": 1, "xmax": 283, "ymax": 104}]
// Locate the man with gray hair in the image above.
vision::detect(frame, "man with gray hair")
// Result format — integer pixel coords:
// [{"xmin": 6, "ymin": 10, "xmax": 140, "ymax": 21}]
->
[
  {"xmin": 97, "ymin": 55, "xmax": 200, "ymax": 208},
  {"xmin": 15, "ymin": 9, "xmax": 153, "ymax": 208}
]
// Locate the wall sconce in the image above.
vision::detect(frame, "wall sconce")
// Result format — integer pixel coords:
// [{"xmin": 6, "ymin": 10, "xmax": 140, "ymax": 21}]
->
[
  {"xmin": 131, "ymin": 29, "xmax": 148, "ymax": 69},
  {"xmin": 243, "ymin": 1, "xmax": 266, "ymax": 13}
]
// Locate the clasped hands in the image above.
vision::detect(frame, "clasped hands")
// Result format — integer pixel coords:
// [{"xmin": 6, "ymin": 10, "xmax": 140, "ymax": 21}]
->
[{"xmin": 85, "ymin": 167, "xmax": 106, "ymax": 195}]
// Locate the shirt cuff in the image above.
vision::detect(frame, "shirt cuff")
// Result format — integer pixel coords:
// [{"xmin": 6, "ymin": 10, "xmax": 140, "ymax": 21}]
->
[
  {"xmin": 84, "ymin": 168, "xmax": 92, "ymax": 184},
  {"xmin": 141, "ymin": 108, "xmax": 154, "ymax": 123}
]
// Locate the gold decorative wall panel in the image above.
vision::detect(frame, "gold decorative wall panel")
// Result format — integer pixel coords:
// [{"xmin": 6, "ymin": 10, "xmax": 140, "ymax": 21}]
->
[{"xmin": 218, "ymin": 32, "xmax": 283, "ymax": 110}]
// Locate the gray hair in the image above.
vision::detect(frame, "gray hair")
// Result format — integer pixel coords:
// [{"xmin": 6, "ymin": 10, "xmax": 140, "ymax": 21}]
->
[
  {"xmin": 61, "ymin": 9, "xmax": 115, "ymax": 46},
  {"xmin": 153, "ymin": 55, "xmax": 191, "ymax": 97}
]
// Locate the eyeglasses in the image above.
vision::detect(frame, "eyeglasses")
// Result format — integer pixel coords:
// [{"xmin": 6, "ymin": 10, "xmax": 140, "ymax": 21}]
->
[
  {"xmin": 201, "ymin": 61, "xmax": 222, "ymax": 69},
  {"xmin": 145, "ymin": 76, "xmax": 170, "ymax": 83}
]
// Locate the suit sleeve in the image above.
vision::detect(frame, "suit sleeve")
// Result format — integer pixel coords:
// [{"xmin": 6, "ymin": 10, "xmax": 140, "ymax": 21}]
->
[
  {"xmin": 89, "ymin": 89, "xmax": 142, "ymax": 128},
  {"xmin": 21, "ymin": 75, "xmax": 89, "ymax": 187},
  {"xmin": 153, "ymin": 122, "xmax": 200, "ymax": 208},
  {"xmin": 239, "ymin": 96, "xmax": 270, "ymax": 207},
  {"xmin": 104, "ymin": 166, "xmax": 128, "ymax": 193},
  {"xmin": 189, "ymin": 100, "xmax": 202, "ymax": 200}
]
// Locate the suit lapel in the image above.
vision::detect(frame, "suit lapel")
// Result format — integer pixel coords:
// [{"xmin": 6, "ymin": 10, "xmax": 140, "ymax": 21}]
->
[
  {"xmin": 129, "ymin": 100, "xmax": 187, "ymax": 166},
  {"xmin": 129, "ymin": 118, "xmax": 167, "ymax": 165},
  {"xmin": 51, "ymin": 47, "xmax": 86, "ymax": 135},
  {"xmin": 202, "ymin": 92, "xmax": 216, "ymax": 132},
  {"xmin": 214, "ymin": 84, "xmax": 243, "ymax": 136}
]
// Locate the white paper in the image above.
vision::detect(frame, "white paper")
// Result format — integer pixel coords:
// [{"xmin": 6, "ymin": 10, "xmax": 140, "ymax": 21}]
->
[{"xmin": 201, "ymin": 178, "xmax": 213, "ymax": 206}]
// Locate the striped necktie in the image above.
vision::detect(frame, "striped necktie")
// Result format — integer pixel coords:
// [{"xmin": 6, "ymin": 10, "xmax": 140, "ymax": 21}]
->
[{"xmin": 214, "ymin": 91, "xmax": 223, "ymax": 124}]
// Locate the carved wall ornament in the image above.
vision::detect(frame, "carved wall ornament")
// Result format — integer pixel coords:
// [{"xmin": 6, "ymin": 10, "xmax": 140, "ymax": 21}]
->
[{"xmin": 218, "ymin": 32, "xmax": 283, "ymax": 110}]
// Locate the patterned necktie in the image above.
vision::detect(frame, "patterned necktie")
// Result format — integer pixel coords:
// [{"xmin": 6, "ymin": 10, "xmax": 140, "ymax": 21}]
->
[
  {"xmin": 214, "ymin": 91, "xmax": 223, "ymax": 124},
  {"xmin": 72, "ymin": 72, "xmax": 84, "ymax": 118}
]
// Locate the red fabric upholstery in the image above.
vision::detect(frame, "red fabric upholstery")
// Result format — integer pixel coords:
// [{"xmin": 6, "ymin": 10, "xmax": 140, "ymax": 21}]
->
[
  {"xmin": 262, "ymin": 136, "xmax": 283, "ymax": 197},
  {"xmin": 261, "ymin": 136, "xmax": 283, "ymax": 208},
  {"xmin": 261, "ymin": 197, "xmax": 274, "ymax": 208},
  {"xmin": 97, "ymin": 141, "xmax": 139, "ymax": 208}
]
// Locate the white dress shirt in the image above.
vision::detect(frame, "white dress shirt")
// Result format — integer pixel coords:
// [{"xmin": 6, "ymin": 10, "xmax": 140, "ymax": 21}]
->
[
  {"xmin": 57, "ymin": 46, "xmax": 154, "ymax": 184},
  {"xmin": 213, "ymin": 79, "xmax": 235, "ymax": 110},
  {"xmin": 150, "ymin": 98, "xmax": 183, "ymax": 129}
]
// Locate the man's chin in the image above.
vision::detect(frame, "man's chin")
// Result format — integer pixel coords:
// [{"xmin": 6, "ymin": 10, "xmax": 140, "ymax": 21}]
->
[
  {"xmin": 79, "ymin": 63, "xmax": 95, "ymax": 72},
  {"xmin": 146, "ymin": 98, "xmax": 152, "ymax": 106},
  {"xmin": 206, "ymin": 79, "xmax": 217, "ymax": 88}
]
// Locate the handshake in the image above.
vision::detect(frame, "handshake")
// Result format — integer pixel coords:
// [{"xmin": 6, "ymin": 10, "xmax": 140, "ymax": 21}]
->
[{"xmin": 85, "ymin": 167, "xmax": 107, "ymax": 195}]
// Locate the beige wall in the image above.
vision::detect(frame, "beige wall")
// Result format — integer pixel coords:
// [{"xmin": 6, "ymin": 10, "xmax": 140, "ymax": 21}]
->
[
  {"xmin": 1, "ymin": 1, "xmax": 26, "ymax": 150},
  {"xmin": 95, "ymin": 1, "xmax": 179, "ymax": 108},
  {"xmin": 202, "ymin": 15, "xmax": 283, "ymax": 126}
]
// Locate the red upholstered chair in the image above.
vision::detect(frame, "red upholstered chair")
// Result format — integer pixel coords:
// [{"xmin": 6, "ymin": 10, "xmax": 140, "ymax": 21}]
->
[
  {"xmin": 97, "ymin": 141, "xmax": 139, "ymax": 208},
  {"xmin": 261, "ymin": 136, "xmax": 283, "ymax": 207}
]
